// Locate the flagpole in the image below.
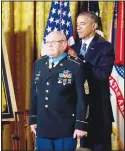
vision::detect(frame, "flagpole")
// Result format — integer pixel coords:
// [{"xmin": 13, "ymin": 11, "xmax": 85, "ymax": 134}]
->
[
  {"xmin": 60, "ymin": 0, "xmax": 62, "ymax": 31},
  {"xmin": 88, "ymin": 1, "xmax": 90, "ymax": 11}
]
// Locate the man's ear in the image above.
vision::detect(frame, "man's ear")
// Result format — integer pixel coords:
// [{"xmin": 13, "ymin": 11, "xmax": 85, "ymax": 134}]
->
[
  {"xmin": 63, "ymin": 41, "xmax": 68, "ymax": 51},
  {"xmin": 93, "ymin": 23, "xmax": 98, "ymax": 30}
]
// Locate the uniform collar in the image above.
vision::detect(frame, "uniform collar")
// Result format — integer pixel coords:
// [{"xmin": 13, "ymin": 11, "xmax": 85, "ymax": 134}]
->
[{"xmin": 48, "ymin": 52, "xmax": 67, "ymax": 63}]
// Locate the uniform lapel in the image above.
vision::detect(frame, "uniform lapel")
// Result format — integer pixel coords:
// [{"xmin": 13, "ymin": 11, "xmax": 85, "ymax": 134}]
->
[{"xmin": 39, "ymin": 58, "xmax": 50, "ymax": 82}]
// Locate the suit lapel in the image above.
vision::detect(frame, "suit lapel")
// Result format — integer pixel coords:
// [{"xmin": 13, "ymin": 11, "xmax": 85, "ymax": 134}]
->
[
  {"xmin": 85, "ymin": 34, "xmax": 99, "ymax": 59},
  {"xmin": 76, "ymin": 40, "xmax": 82, "ymax": 54},
  {"xmin": 71, "ymin": 40, "xmax": 82, "ymax": 55}
]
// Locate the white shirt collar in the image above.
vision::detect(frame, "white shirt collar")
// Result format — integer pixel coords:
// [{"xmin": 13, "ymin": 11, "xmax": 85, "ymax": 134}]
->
[{"xmin": 82, "ymin": 35, "xmax": 95, "ymax": 50}]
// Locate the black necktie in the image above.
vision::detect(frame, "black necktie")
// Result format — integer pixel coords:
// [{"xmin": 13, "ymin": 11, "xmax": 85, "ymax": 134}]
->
[
  {"xmin": 49, "ymin": 61, "xmax": 54, "ymax": 69},
  {"xmin": 52, "ymin": 62, "xmax": 54, "ymax": 68}
]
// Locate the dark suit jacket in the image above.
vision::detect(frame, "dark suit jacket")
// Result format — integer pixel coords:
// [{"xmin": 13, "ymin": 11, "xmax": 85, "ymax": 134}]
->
[
  {"xmin": 29, "ymin": 54, "xmax": 88, "ymax": 138},
  {"xmin": 71, "ymin": 34, "xmax": 115, "ymax": 142}
]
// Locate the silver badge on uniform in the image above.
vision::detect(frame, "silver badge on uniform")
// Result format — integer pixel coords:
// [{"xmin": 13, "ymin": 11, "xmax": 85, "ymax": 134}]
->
[
  {"xmin": 63, "ymin": 79, "xmax": 67, "ymax": 85},
  {"xmin": 68, "ymin": 79, "xmax": 72, "ymax": 84},
  {"xmin": 58, "ymin": 79, "xmax": 62, "ymax": 84}
]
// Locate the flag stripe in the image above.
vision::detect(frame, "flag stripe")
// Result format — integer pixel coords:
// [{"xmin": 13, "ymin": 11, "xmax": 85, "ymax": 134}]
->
[{"xmin": 115, "ymin": 2, "xmax": 124, "ymax": 65}]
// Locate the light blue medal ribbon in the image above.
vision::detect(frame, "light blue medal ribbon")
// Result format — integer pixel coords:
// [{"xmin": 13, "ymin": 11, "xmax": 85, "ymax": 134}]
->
[{"xmin": 48, "ymin": 52, "xmax": 67, "ymax": 68}]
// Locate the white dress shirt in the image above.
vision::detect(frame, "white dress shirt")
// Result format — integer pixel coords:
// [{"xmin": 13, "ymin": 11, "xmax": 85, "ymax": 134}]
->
[{"xmin": 81, "ymin": 35, "xmax": 95, "ymax": 53}]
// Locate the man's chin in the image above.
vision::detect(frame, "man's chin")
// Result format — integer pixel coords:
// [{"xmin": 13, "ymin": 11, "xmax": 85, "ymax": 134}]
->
[
  {"xmin": 78, "ymin": 35, "xmax": 84, "ymax": 39},
  {"xmin": 47, "ymin": 54, "xmax": 56, "ymax": 58}
]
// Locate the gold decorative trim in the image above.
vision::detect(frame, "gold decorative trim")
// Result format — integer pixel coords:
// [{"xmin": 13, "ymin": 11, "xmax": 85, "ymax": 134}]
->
[
  {"xmin": 29, "ymin": 115, "xmax": 37, "ymax": 118},
  {"xmin": 76, "ymin": 120, "xmax": 88, "ymax": 124}
]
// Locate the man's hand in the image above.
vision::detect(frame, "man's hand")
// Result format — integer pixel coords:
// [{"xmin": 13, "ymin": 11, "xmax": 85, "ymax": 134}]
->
[
  {"xmin": 73, "ymin": 129, "xmax": 87, "ymax": 138},
  {"xmin": 68, "ymin": 48, "xmax": 78, "ymax": 57},
  {"xmin": 30, "ymin": 124, "xmax": 37, "ymax": 135}
]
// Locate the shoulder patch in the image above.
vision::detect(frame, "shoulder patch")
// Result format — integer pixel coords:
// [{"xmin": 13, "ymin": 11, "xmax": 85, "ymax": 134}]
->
[
  {"xmin": 67, "ymin": 55, "xmax": 81, "ymax": 65},
  {"xmin": 35, "ymin": 55, "xmax": 47, "ymax": 62}
]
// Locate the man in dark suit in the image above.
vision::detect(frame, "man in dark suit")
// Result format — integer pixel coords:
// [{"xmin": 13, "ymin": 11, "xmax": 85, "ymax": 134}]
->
[
  {"xmin": 70, "ymin": 11, "xmax": 115, "ymax": 151},
  {"xmin": 29, "ymin": 31, "xmax": 88, "ymax": 151}
]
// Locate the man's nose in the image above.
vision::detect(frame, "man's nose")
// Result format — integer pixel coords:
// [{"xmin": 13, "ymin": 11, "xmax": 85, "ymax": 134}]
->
[
  {"xmin": 77, "ymin": 25, "xmax": 81, "ymax": 31},
  {"xmin": 48, "ymin": 42, "xmax": 53, "ymax": 47}
]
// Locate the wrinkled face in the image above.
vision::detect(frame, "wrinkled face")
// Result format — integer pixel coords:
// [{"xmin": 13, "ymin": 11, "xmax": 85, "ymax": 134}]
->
[
  {"xmin": 45, "ymin": 32, "xmax": 67, "ymax": 58},
  {"xmin": 77, "ymin": 15, "xmax": 97, "ymax": 40}
]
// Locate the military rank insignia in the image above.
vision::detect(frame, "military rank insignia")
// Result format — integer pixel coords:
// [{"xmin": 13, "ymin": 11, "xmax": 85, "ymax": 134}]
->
[
  {"xmin": 58, "ymin": 70, "xmax": 72, "ymax": 85},
  {"xmin": 84, "ymin": 80, "xmax": 89, "ymax": 94},
  {"xmin": 35, "ymin": 71, "xmax": 41, "ymax": 81}
]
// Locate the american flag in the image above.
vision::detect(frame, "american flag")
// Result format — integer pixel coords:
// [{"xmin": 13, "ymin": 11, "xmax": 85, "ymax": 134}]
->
[
  {"xmin": 115, "ymin": 65, "xmax": 124, "ymax": 78},
  {"xmin": 110, "ymin": 64, "xmax": 124, "ymax": 149},
  {"xmin": 41, "ymin": 1, "xmax": 75, "ymax": 55},
  {"xmin": 110, "ymin": 3, "xmax": 124, "ymax": 149},
  {"xmin": 112, "ymin": 2, "xmax": 124, "ymax": 65}
]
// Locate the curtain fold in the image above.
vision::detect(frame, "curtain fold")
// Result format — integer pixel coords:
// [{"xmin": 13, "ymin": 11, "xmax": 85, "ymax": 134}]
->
[{"xmin": 99, "ymin": 2, "xmax": 114, "ymax": 41}]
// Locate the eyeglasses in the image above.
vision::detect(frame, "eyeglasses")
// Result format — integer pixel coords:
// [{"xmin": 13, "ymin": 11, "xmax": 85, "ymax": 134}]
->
[{"xmin": 45, "ymin": 40, "xmax": 64, "ymax": 45}]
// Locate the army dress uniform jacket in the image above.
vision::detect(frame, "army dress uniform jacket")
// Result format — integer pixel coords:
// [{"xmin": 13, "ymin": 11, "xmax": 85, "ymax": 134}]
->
[{"xmin": 29, "ymin": 54, "xmax": 88, "ymax": 138}]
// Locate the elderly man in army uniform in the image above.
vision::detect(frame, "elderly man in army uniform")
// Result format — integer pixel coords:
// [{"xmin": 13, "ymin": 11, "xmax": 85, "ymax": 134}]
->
[{"xmin": 29, "ymin": 31, "xmax": 88, "ymax": 151}]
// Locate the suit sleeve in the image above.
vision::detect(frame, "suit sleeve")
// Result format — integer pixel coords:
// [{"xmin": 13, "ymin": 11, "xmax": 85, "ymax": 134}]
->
[
  {"xmin": 75, "ymin": 63, "xmax": 88, "ymax": 131},
  {"xmin": 29, "ymin": 63, "xmax": 37, "ymax": 125},
  {"xmin": 86, "ymin": 43, "xmax": 115, "ymax": 81}
]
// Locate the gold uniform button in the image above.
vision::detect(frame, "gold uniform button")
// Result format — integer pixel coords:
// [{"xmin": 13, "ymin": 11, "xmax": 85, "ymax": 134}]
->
[
  {"xmin": 45, "ymin": 105, "xmax": 48, "ymax": 108},
  {"xmin": 72, "ymin": 114, "xmax": 75, "ymax": 116},
  {"xmin": 46, "ymin": 82, "xmax": 49, "ymax": 85}
]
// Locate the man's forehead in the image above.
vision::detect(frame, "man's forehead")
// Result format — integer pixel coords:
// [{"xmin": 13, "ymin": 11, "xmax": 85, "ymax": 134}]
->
[
  {"xmin": 46, "ymin": 32, "xmax": 66, "ymax": 40},
  {"xmin": 77, "ymin": 15, "xmax": 94, "ymax": 23}
]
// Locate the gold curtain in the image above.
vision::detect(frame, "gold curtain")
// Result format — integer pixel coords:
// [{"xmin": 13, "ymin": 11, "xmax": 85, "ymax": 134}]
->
[
  {"xmin": 2, "ymin": 1, "xmax": 117, "ymax": 150},
  {"xmin": 99, "ymin": 2, "xmax": 114, "ymax": 41}
]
